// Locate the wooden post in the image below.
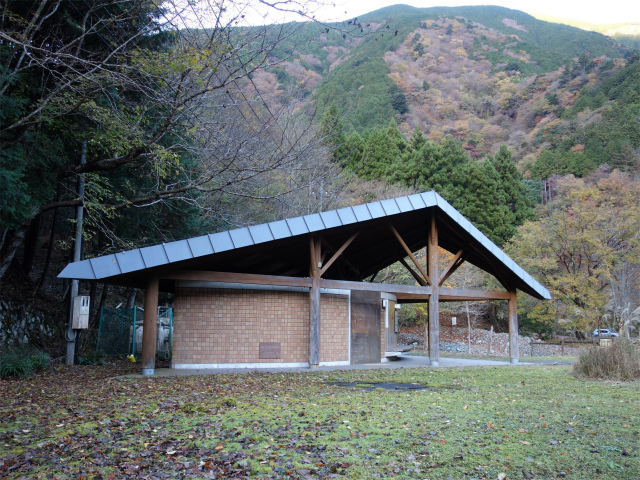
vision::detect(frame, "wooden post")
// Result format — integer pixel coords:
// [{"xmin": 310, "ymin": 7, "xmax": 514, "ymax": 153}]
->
[
  {"xmin": 309, "ymin": 238, "xmax": 321, "ymax": 368},
  {"xmin": 141, "ymin": 276, "xmax": 159, "ymax": 375},
  {"xmin": 561, "ymin": 338, "xmax": 565, "ymax": 356},
  {"xmin": 427, "ymin": 215, "xmax": 440, "ymax": 366},
  {"xmin": 508, "ymin": 291, "xmax": 519, "ymax": 364}
]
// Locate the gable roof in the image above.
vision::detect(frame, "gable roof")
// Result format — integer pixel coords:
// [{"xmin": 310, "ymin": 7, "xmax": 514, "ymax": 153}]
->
[{"xmin": 59, "ymin": 191, "xmax": 550, "ymax": 300}]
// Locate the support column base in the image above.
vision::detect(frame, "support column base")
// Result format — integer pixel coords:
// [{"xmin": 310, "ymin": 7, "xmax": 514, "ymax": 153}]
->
[
  {"xmin": 309, "ymin": 364, "xmax": 319, "ymax": 369},
  {"xmin": 510, "ymin": 358, "xmax": 519, "ymax": 364},
  {"xmin": 142, "ymin": 368, "xmax": 155, "ymax": 376},
  {"xmin": 429, "ymin": 360, "xmax": 439, "ymax": 367}
]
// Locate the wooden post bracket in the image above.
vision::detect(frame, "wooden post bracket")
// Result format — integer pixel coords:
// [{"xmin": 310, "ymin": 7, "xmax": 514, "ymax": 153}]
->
[
  {"xmin": 389, "ymin": 225, "xmax": 431, "ymax": 286},
  {"xmin": 438, "ymin": 249, "xmax": 465, "ymax": 286},
  {"xmin": 320, "ymin": 230, "xmax": 360, "ymax": 277}
]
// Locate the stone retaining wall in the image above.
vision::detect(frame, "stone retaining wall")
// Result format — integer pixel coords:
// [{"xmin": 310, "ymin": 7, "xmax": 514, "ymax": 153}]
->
[{"xmin": 400, "ymin": 325, "xmax": 586, "ymax": 357}]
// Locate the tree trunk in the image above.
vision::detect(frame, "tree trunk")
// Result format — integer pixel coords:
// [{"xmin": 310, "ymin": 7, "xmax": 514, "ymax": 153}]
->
[
  {"xmin": 466, "ymin": 302, "xmax": 471, "ymax": 354},
  {"xmin": 126, "ymin": 288, "xmax": 137, "ymax": 309},
  {"xmin": 0, "ymin": 222, "xmax": 31, "ymax": 280},
  {"xmin": 21, "ymin": 215, "xmax": 41, "ymax": 275},
  {"xmin": 36, "ymin": 207, "xmax": 59, "ymax": 290}
]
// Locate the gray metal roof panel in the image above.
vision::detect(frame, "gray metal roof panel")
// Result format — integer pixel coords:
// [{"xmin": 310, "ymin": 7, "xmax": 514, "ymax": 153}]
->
[
  {"xmin": 249, "ymin": 224, "xmax": 274, "ymax": 244},
  {"xmin": 164, "ymin": 240, "xmax": 193, "ymax": 263},
  {"xmin": 319, "ymin": 210, "xmax": 342, "ymax": 229},
  {"xmin": 140, "ymin": 245, "xmax": 168, "ymax": 268},
  {"xmin": 90, "ymin": 255, "xmax": 122, "ymax": 279},
  {"xmin": 268, "ymin": 220, "xmax": 292, "ymax": 240},
  {"xmin": 380, "ymin": 199, "xmax": 401, "ymax": 216},
  {"xmin": 366, "ymin": 202, "xmax": 386, "ymax": 219},
  {"xmin": 229, "ymin": 227, "xmax": 254, "ymax": 249},
  {"xmin": 188, "ymin": 235, "xmax": 214, "ymax": 257},
  {"xmin": 421, "ymin": 191, "xmax": 438, "ymax": 207},
  {"xmin": 352, "ymin": 204, "xmax": 372, "ymax": 222},
  {"xmin": 116, "ymin": 250, "xmax": 146, "ymax": 274},
  {"xmin": 407, "ymin": 193, "xmax": 426, "ymax": 210},
  {"xmin": 303, "ymin": 213, "xmax": 326, "ymax": 232},
  {"xmin": 56, "ymin": 190, "xmax": 550, "ymax": 299},
  {"xmin": 59, "ymin": 259, "xmax": 96, "ymax": 280},
  {"xmin": 210, "ymin": 231, "xmax": 234, "ymax": 253},
  {"xmin": 336, "ymin": 207, "xmax": 357, "ymax": 225},
  {"xmin": 286, "ymin": 216, "xmax": 309, "ymax": 236},
  {"xmin": 395, "ymin": 196, "xmax": 414, "ymax": 213}
]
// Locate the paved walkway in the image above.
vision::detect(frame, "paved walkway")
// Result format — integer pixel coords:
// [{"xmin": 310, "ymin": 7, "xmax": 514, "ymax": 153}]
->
[{"xmin": 144, "ymin": 355, "xmax": 530, "ymax": 377}]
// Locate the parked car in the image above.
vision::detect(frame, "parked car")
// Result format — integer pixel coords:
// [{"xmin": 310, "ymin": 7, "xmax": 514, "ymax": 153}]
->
[{"xmin": 592, "ymin": 329, "xmax": 619, "ymax": 337}]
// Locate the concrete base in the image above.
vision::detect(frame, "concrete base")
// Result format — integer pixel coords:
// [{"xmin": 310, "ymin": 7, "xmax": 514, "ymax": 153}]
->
[
  {"xmin": 510, "ymin": 358, "xmax": 519, "ymax": 364},
  {"xmin": 430, "ymin": 360, "xmax": 440, "ymax": 367},
  {"xmin": 142, "ymin": 368, "xmax": 155, "ymax": 376}
]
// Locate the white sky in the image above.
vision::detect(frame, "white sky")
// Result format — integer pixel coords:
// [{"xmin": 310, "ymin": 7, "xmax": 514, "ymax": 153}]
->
[{"xmin": 259, "ymin": 0, "xmax": 640, "ymax": 25}]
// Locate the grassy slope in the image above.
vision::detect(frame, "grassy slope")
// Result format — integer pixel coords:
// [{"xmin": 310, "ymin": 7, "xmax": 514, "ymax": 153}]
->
[{"xmin": 1, "ymin": 362, "xmax": 638, "ymax": 478}]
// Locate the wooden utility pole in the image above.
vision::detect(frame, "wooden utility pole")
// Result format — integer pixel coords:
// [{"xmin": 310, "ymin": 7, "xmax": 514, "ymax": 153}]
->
[
  {"xmin": 141, "ymin": 276, "xmax": 159, "ymax": 375},
  {"xmin": 508, "ymin": 291, "xmax": 519, "ymax": 363},
  {"xmin": 309, "ymin": 237, "xmax": 321, "ymax": 368},
  {"xmin": 427, "ymin": 214, "xmax": 440, "ymax": 366}
]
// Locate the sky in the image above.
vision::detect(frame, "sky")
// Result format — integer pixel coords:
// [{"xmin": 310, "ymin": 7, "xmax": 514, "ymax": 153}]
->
[{"xmin": 252, "ymin": 0, "xmax": 640, "ymax": 25}]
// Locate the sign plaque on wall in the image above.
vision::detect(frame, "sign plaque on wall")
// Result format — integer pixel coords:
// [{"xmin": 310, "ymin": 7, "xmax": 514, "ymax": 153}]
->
[{"xmin": 259, "ymin": 342, "xmax": 281, "ymax": 359}]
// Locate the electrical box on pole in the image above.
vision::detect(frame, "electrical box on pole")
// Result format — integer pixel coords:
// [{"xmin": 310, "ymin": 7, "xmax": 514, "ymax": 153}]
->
[{"xmin": 72, "ymin": 295, "xmax": 90, "ymax": 329}]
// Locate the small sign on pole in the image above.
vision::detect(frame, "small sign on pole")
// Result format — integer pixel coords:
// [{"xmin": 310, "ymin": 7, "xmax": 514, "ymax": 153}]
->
[
  {"xmin": 451, "ymin": 316, "xmax": 457, "ymax": 326},
  {"xmin": 72, "ymin": 295, "xmax": 90, "ymax": 329}
]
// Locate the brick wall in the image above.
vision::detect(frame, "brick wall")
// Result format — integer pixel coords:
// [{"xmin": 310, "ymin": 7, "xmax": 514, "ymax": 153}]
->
[{"xmin": 173, "ymin": 288, "xmax": 349, "ymax": 366}]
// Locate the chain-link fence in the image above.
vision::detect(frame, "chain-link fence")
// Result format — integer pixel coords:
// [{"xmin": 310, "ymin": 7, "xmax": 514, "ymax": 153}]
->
[{"xmin": 97, "ymin": 307, "xmax": 172, "ymax": 359}]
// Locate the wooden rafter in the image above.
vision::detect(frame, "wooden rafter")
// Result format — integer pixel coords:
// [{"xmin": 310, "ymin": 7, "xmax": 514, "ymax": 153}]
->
[
  {"xmin": 389, "ymin": 225, "xmax": 431, "ymax": 285},
  {"xmin": 399, "ymin": 257, "xmax": 428, "ymax": 287},
  {"xmin": 320, "ymin": 231, "xmax": 360, "ymax": 277},
  {"xmin": 438, "ymin": 249, "xmax": 465, "ymax": 286}
]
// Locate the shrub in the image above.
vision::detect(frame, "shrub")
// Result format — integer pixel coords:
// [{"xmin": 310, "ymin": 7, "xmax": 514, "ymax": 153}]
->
[
  {"xmin": 0, "ymin": 349, "xmax": 50, "ymax": 378},
  {"xmin": 573, "ymin": 340, "xmax": 640, "ymax": 380},
  {"xmin": 31, "ymin": 351, "xmax": 51, "ymax": 370}
]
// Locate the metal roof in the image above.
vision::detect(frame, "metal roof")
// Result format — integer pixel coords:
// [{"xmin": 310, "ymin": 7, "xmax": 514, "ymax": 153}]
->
[{"xmin": 58, "ymin": 191, "xmax": 550, "ymax": 300}]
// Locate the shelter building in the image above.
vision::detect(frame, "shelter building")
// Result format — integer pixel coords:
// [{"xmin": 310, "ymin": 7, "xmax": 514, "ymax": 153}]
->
[{"xmin": 59, "ymin": 191, "xmax": 550, "ymax": 374}]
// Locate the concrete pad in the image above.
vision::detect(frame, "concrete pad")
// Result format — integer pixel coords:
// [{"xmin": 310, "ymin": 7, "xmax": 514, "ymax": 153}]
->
[{"xmin": 124, "ymin": 354, "xmax": 530, "ymax": 378}]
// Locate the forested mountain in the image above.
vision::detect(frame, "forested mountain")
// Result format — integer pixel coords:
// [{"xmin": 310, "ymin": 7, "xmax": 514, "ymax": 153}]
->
[{"xmin": 1, "ymin": 2, "xmax": 639, "ymax": 343}]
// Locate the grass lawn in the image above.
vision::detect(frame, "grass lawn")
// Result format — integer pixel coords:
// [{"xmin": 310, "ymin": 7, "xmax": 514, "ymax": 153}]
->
[{"xmin": 1, "ymin": 362, "xmax": 638, "ymax": 479}]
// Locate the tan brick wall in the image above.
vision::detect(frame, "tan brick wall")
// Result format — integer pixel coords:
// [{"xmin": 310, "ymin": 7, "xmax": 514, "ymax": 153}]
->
[
  {"xmin": 173, "ymin": 288, "xmax": 349, "ymax": 366},
  {"xmin": 320, "ymin": 294, "xmax": 349, "ymax": 362}
]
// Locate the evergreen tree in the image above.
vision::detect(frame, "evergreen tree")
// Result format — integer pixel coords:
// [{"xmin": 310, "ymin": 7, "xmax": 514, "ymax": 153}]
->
[{"xmin": 491, "ymin": 145, "xmax": 534, "ymax": 227}]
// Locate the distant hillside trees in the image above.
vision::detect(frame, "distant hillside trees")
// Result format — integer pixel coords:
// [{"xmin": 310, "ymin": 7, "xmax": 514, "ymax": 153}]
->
[
  {"xmin": 506, "ymin": 172, "xmax": 640, "ymax": 336},
  {"xmin": 333, "ymin": 121, "xmax": 533, "ymax": 245}
]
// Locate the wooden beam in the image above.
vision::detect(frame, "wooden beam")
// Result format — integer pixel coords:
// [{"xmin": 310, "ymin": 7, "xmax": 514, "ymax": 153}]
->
[
  {"xmin": 141, "ymin": 276, "xmax": 159, "ymax": 376},
  {"xmin": 508, "ymin": 291, "xmax": 519, "ymax": 364},
  {"xmin": 309, "ymin": 238, "xmax": 321, "ymax": 368},
  {"xmin": 396, "ymin": 288, "xmax": 512, "ymax": 303},
  {"xmin": 163, "ymin": 270, "xmax": 312, "ymax": 288},
  {"xmin": 399, "ymin": 257, "xmax": 428, "ymax": 287},
  {"xmin": 427, "ymin": 214, "xmax": 440, "ymax": 366},
  {"xmin": 320, "ymin": 279, "xmax": 432, "ymax": 295},
  {"xmin": 320, "ymin": 230, "xmax": 360, "ymax": 277},
  {"xmin": 440, "ymin": 288, "xmax": 512, "ymax": 300},
  {"xmin": 438, "ymin": 249, "xmax": 464, "ymax": 286},
  {"xmin": 389, "ymin": 225, "xmax": 431, "ymax": 285}
]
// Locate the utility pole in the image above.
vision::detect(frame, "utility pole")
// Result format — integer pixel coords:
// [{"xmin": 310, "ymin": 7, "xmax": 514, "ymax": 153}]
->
[{"xmin": 66, "ymin": 141, "xmax": 86, "ymax": 366}]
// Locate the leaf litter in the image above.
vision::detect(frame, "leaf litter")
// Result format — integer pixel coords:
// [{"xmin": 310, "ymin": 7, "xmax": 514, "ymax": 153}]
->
[{"xmin": 0, "ymin": 362, "xmax": 638, "ymax": 479}]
